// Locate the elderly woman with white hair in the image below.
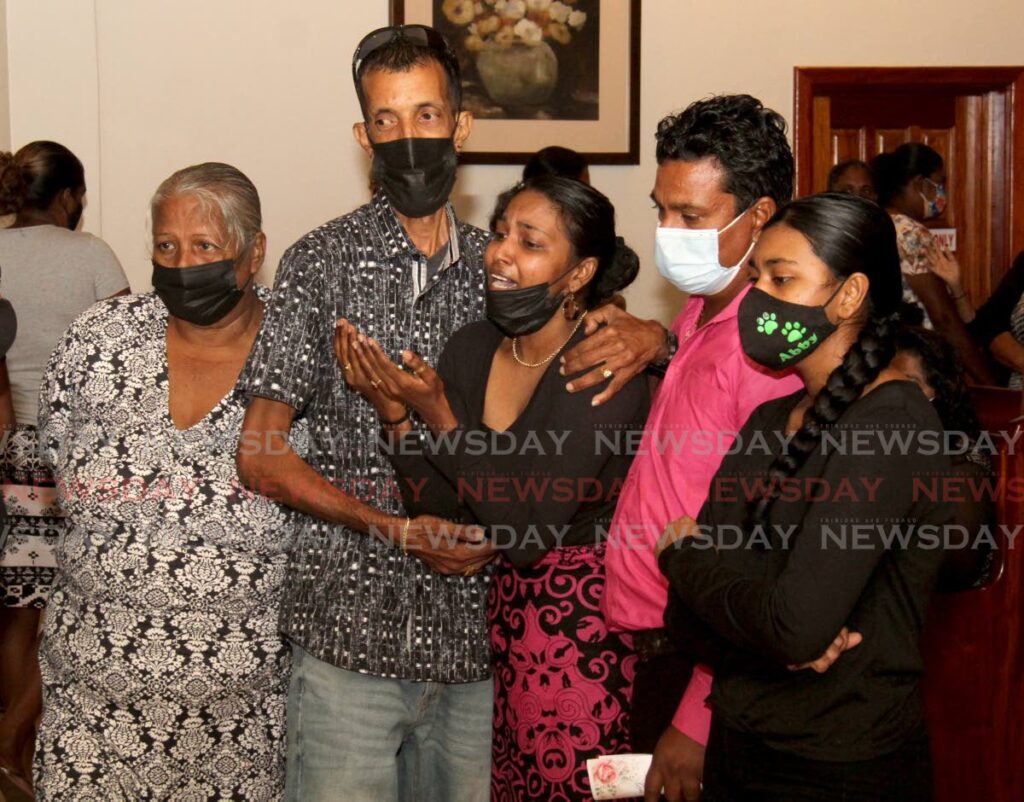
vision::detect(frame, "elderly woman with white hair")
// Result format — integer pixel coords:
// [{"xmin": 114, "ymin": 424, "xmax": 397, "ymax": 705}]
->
[{"xmin": 33, "ymin": 163, "xmax": 301, "ymax": 800}]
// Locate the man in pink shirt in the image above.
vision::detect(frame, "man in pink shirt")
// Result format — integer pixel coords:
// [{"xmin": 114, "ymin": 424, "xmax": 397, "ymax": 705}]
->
[{"xmin": 602, "ymin": 95, "xmax": 802, "ymax": 801}]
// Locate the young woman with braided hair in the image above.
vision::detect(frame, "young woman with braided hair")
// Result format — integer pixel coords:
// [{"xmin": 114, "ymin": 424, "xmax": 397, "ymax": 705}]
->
[{"xmin": 656, "ymin": 193, "xmax": 952, "ymax": 801}]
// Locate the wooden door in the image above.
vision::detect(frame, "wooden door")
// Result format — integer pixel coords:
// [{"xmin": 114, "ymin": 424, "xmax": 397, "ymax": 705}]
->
[{"xmin": 795, "ymin": 68, "xmax": 1024, "ymax": 306}]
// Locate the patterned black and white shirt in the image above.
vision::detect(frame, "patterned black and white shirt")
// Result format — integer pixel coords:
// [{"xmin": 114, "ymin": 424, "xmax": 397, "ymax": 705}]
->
[{"xmin": 243, "ymin": 192, "xmax": 490, "ymax": 682}]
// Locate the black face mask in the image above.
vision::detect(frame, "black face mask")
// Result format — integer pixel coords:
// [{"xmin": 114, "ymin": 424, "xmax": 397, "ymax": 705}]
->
[
  {"xmin": 738, "ymin": 284, "xmax": 844, "ymax": 369},
  {"xmin": 485, "ymin": 265, "xmax": 575, "ymax": 338},
  {"xmin": 152, "ymin": 259, "xmax": 248, "ymax": 326},
  {"xmin": 0, "ymin": 298, "xmax": 17, "ymax": 360},
  {"xmin": 371, "ymin": 136, "xmax": 458, "ymax": 218}
]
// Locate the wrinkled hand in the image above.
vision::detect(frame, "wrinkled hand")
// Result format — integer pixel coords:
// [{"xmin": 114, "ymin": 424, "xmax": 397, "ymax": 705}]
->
[
  {"xmin": 373, "ymin": 515, "xmax": 496, "ymax": 576},
  {"xmin": 645, "ymin": 725, "xmax": 704, "ymax": 802},
  {"xmin": 926, "ymin": 241, "xmax": 963, "ymax": 292},
  {"xmin": 335, "ymin": 319, "xmax": 405, "ymax": 419},
  {"xmin": 656, "ymin": 515, "xmax": 700, "ymax": 559},
  {"xmin": 788, "ymin": 626, "xmax": 863, "ymax": 673},
  {"xmin": 559, "ymin": 305, "xmax": 667, "ymax": 406}
]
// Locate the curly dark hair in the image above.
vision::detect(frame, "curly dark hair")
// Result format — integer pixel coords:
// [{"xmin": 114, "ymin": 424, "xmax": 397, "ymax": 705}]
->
[
  {"xmin": 895, "ymin": 325, "xmax": 981, "ymax": 444},
  {"xmin": 749, "ymin": 193, "xmax": 903, "ymax": 526},
  {"xmin": 490, "ymin": 175, "xmax": 639, "ymax": 307},
  {"xmin": 655, "ymin": 94, "xmax": 794, "ymax": 214}
]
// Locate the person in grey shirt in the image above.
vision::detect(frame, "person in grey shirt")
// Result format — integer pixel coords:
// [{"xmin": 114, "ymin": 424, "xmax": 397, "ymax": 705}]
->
[
  {"xmin": 0, "ymin": 219, "xmax": 128, "ymax": 427},
  {"xmin": 0, "ymin": 140, "xmax": 128, "ymax": 791}
]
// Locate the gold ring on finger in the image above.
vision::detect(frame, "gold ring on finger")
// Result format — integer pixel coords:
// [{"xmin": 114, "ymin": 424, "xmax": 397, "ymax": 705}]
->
[
  {"xmin": 343, "ymin": 363, "xmax": 352, "ymax": 371},
  {"xmin": 601, "ymin": 367, "xmax": 614, "ymax": 380}
]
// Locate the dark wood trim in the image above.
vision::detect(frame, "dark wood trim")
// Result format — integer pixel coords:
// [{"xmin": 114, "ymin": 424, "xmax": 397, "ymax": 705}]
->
[
  {"xmin": 793, "ymin": 67, "xmax": 816, "ymax": 198},
  {"xmin": 795, "ymin": 66, "xmax": 1024, "ymax": 92},
  {"xmin": 389, "ymin": 0, "xmax": 641, "ymax": 165},
  {"xmin": 1010, "ymin": 71, "xmax": 1024, "ymax": 260}
]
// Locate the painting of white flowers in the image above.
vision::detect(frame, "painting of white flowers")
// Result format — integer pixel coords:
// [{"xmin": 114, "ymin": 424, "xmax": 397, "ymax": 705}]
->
[
  {"xmin": 438, "ymin": 0, "xmax": 598, "ymax": 120},
  {"xmin": 392, "ymin": 0, "xmax": 640, "ymax": 164}
]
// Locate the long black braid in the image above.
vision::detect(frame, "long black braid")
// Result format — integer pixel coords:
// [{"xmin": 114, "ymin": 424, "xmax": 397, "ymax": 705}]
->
[{"xmin": 748, "ymin": 193, "xmax": 904, "ymax": 527}]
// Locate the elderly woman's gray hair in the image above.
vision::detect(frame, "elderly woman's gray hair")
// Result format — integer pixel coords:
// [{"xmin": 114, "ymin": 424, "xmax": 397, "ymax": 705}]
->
[{"xmin": 150, "ymin": 162, "xmax": 262, "ymax": 254}]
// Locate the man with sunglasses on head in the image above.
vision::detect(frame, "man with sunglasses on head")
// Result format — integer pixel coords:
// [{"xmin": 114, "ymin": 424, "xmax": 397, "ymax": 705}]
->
[{"xmin": 238, "ymin": 25, "xmax": 493, "ymax": 802}]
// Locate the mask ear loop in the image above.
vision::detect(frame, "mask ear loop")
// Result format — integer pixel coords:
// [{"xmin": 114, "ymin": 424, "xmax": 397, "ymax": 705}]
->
[
  {"xmin": 917, "ymin": 176, "xmax": 941, "ymax": 214},
  {"xmin": 820, "ymin": 278, "xmax": 849, "ymax": 325},
  {"xmin": 823, "ymin": 279, "xmax": 847, "ymax": 306},
  {"xmin": 720, "ymin": 205, "xmax": 761, "ymax": 270},
  {"xmin": 718, "ymin": 205, "xmax": 751, "ymax": 235},
  {"xmin": 729, "ymin": 238, "xmax": 757, "ymax": 271},
  {"xmin": 233, "ymin": 247, "xmax": 259, "ymax": 293},
  {"xmin": 720, "ymin": 207, "xmax": 756, "ymax": 270}
]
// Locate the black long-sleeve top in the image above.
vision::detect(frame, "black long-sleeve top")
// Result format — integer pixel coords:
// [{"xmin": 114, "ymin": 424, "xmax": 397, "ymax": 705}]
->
[
  {"xmin": 388, "ymin": 320, "xmax": 650, "ymax": 567},
  {"xmin": 658, "ymin": 380, "xmax": 953, "ymax": 761},
  {"xmin": 968, "ymin": 250, "xmax": 1024, "ymax": 346}
]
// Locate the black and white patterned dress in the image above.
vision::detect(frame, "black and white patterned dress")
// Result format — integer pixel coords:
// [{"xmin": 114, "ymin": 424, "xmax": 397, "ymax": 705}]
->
[{"xmin": 34, "ymin": 289, "xmax": 301, "ymax": 801}]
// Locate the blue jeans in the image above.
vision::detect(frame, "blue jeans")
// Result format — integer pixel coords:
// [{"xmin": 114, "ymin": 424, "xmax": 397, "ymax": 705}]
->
[{"xmin": 284, "ymin": 644, "xmax": 492, "ymax": 802}]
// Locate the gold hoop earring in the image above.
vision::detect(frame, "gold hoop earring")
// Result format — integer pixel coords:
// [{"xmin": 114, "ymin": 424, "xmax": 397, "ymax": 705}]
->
[{"xmin": 563, "ymin": 293, "xmax": 581, "ymax": 321}]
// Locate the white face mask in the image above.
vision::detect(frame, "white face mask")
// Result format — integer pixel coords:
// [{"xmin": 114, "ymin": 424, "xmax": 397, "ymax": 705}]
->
[{"xmin": 654, "ymin": 208, "xmax": 755, "ymax": 295}]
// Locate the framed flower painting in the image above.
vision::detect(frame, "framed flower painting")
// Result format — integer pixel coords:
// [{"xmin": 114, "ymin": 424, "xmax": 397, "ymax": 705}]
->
[{"xmin": 390, "ymin": 0, "xmax": 640, "ymax": 164}]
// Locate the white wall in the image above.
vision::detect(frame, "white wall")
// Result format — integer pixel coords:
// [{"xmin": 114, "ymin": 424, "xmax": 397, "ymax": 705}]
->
[
  {"xmin": 0, "ymin": 0, "xmax": 10, "ymax": 153},
  {"xmin": 4, "ymin": 0, "xmax": 1024, "ymax": 322},
  {"xmin": 6, "ymin": 0, "xmax": 102, "ymax": 223}
]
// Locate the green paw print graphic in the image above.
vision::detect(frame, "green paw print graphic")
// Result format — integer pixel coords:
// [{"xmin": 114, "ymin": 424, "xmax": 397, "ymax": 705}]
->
[
  {"xmin": 782, "ymin": 321, "xmax": 808, "ymax": 342},
  {"xmin": 756, "ymin": 312, "xmax": 778, "ymax": 335}
]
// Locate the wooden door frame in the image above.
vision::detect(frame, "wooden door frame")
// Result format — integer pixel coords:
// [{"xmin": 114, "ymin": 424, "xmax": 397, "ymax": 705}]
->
[{"xmin": 794, "ymin": 67, "xmax": 1024, "ymax": 259}]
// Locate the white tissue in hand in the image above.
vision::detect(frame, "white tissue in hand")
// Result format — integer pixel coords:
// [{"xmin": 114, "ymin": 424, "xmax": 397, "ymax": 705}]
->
[{"xmin": 587, "ymin": 753, "xmax": 654, "ymax": 800}]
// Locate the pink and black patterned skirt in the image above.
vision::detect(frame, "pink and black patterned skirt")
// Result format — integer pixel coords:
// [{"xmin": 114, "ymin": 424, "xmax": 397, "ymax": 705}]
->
[{"xmin": 490, "ymin": 543, "xmax": 637, "ymax": 802}]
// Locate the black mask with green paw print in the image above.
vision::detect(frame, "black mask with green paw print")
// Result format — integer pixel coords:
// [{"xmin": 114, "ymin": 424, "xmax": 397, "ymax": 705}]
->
[{"xmin": 738, "ymin": 284, "xmax": 844, "ymax": 369}]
